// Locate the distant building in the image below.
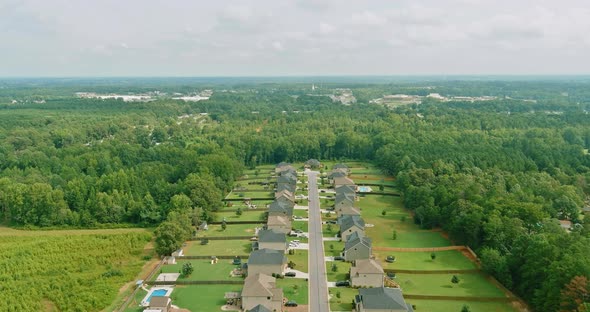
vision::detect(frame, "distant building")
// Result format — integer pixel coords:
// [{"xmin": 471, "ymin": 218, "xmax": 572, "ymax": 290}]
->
[
  {"xmin": 304, "ymin": 159, "xmax": 321, "ymax": 169},
  {"xmin": 147, "ymin": 296, "xmax": 171, "ymax": 312}
]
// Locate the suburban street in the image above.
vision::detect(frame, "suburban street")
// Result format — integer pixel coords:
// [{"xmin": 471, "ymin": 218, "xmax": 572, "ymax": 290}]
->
[{"xmin": 306, "ymin": 171, "xmax": 330, "ymax": 312}]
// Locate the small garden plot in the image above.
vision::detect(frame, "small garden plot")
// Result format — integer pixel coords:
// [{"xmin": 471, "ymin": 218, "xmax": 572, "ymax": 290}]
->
[
  {"xmin": 156, "ymin": 260, "xmax": 243, "ymax": 281},
  {"xmin": 184, "ymin": 240, "xmax": 252, "ymax": 256},
  {"xmin": 287, "ymin": 249, "xmax": 309, "ymax": 273},
  {"xmin": 395, "ymin": 273, "xmax": 506, "ymax": 297},
  {"xmin": 326, "ymin": 261, "xmax": 351, "ymax": 282},
  {"xmin": 328, "ymin": 287, "xmax": 357, "ymax": 311},
  {"xmin": 197, "ymin": 223, "xmax": 260, "ymax": 237},
  {"xmin": 324, "ymin": 241, "xmax": 345, "ymax": 257},
  {"xmin": 409, "ymin": 299, "xmax": 517, "ymax": 312},
  {"xmin": 277, "ymin": 278, "xmax": 309, "ymax": 304},
  {"xmin": 374, "ymin": 250, "xmax": 477, "ymax": 271},
  {"xmin": 171, "ymin": 285, "xmax": 242, "ymax": 312}
]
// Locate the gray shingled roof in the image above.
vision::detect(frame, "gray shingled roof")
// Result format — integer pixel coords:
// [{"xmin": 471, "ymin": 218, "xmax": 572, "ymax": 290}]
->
[
  {"xmin": 356, "ymin": 287, "xmax": 411, "ymax": 311},
  {"xmin": 335, "ymin": 192, "xmax": 355, "ymax": 205},
  {"xmin": 336, "ymin": 184, "xmax": 356, "ymax": 195},
  {"xmin": 258, "ymin": 229, "xmax": 286, "ymax": 243},
  {"xmin": 334, "ymin": 163, "xmax": 349, "ymax": 169},
  {"xmin": 248, "ymin": 249, "xmax": 287, "ymax": 265},
  {"xmin": 268, "ymin": 200, "xmax": 293, "ymax": 215},
  {"xmin": 249, "ymin": 304, "xmax": 272, "ymax": 312},
  {"xmin": 277, "ymin": 183, "xmax": 296, "ymax": 194},
  {"xmin": 328, "ymin": 170, "xmax": 347, "ymax": 179},
  {"xmin": 345, "ymin": 232, "xmax": 371, "ymax": 250},
  {"xmin": 339, "ymin": 215, "xmax": 365, "ymax": 232}
]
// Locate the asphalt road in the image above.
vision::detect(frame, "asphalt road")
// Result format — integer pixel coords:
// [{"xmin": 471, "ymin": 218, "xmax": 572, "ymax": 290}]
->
[{"xmin": 306, "ymin": 171, "xmax": 330, "ymax": 312}]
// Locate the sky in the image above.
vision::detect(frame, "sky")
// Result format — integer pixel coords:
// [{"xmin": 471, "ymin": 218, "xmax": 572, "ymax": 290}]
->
[{"xmin": 1, "ymin": 0, "xmax": 590, "ymax": 77}]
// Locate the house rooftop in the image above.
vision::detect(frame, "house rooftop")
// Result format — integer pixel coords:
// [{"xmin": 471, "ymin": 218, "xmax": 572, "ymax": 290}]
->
[
  {"xmin": 267, "ymin": 215, "xmax": 290, "ymax": 226},
  {"xmin": 258, "ymin": 229, "xmax": 286, "ymax": 243},
  {"xmin": 355, "ymin": 287, "xmax": 413, "ymax": 311},
  {"xmin": 249, "ymin": 304, "xmax": 273, "ymax": 312},
  {"xmin": 149, "ymin": 296, "xmax": 170, "ymax": 308},
  {"xmin": 339, "ymin": 215, "xmax": 365, "ymax": 231},
  {"xmin": 242, "ymin": 273, "xmax": 276, "ymax": 297},
  {"xmin": 351, "ymin": 259, "xmax": 384, "ymax": 275},
  {"xmin": 336, "ymin": 184, "xmax": 356, "ymax": 195},
  {"xmin": 248, "ymin": 249, "xmax": 287, "ymax": 266},
  {"xmin": 345, "ymin": 232, "xmax": 372, "ymax": 250},
  {"xmin": 333, "ymin": 176, "xmax": 355, "ymax": 186}
]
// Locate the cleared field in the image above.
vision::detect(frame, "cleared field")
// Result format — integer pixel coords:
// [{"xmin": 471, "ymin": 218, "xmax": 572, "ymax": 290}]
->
[
  {"xmin": 326, "ymin": 261, "xmax": 351, "ymax": 282},
  {"xmin": 213, "ymin": 210, "xmax": 266, "ymax": 222},
  {"xmin": 155, "ymin": 259, "xmax": 244, "ymax": 281},
  {"xmin": 196, "ymin": 223, "xmax": 261, "ymax": 237},
  {"xmin": 373, "ymin": 250, "xmax": 477, "ymax": 271},
  {"xmin": 395, "ymin": 273, "xmax": 506, "ymax": 297},
  {"xmin": 184, "ymin": 240, "xmax": 252, "ymax": 256},
  {"xmin": 409, "ymin": 299, "xmax": 517, "ymax": 312},
  {"xmin": 171, "ymin": 285, "xmax": 242, "ymax": 311},
  {"xmin": 277, "ymin": 278, "xmax": 309, "ymax": 304}
]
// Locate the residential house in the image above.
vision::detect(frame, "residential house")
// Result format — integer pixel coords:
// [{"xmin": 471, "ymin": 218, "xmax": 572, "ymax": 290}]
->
[
  {"xmin": 276, "ymin": 182, "xmax": 296, "ymax": 195},
  {"xmin": 274, "ymin": 189, "xmax": 294, "ymax": 202},
  {"xmin": 344, "ymin": 232, "xmax": 372, "ymax": 261},
  {"xmin": 242, "ymin": 273, "xmax": 284, "ymax": 312},
  {"xmin": 355, "ymin": 287, "xmax": 414, "ymax": 312},
  {"xmin": 268, "ymin": 200, "xmax": 293, "ymax": 217},
  {"xmin": 559, "ymin": 220, "xmax": 573, "ymax": 231},
  {"xmin": 339, "ymin": 215, "xmax": 365, "ymax": 242},
  {"xmin": 333, "ymin": 176, "xmax": 356, "ymax": 188},
  {"xmin": 146, "ymin": 296, "xmax": 171, "ymax": 312},
  {"xmin": 267, "ymin": 215, "xmax": 291, "ymax": 234},
  {"xmin": 248, "ymin": 304, "xmax": 273, "ymax": 312},
  {"xmin": 350, "ymin": 259, "xmax": 384, "ymax": 287},
  {"xmin": 246, "ymin": 249, "xmax": 288, "ymax": 276},
  {"xmin": 304, "ymin": 159, "xmax": 321, "ymax": 169},
  {"xmin": 337, "ymin": 205, "xmax": 361, "ymax": 218},
  {"xmin": 334, "ymin": 192, "xmax": 355, "ymax": 211},
  {"xmin": 275, "ymin": 162, "xmax": 294, "ymax": 174},
  {"xmin": 333, "ymin": 163, "xmax": 350, "ymax": 174},
  {"xmin": 335, "ymin": 184, "xmax": 357, "ymax": 196},
  {"xmin": 256, "ymin": 229, "xmax": 287, "ymax": 251}
]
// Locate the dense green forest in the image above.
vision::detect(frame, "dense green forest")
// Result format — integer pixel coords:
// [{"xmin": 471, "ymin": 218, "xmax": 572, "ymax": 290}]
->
[{"xmin": 1, "ymin": 78, "xmax": 589, "ymax": 311}]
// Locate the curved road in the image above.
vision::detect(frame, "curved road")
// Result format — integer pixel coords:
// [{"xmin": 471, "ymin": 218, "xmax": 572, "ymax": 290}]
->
[{"xmin": 306, "ymin": 171, "xmax": 330, "ymax": 312}]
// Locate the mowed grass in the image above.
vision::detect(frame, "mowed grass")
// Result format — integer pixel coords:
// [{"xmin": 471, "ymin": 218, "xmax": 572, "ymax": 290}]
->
[
  {"xmin": 396, "ymin": 273, "xmax": 506, "ymax": 297},
  {"xmin": 326, "ymin": 261, "xmax": 351, "ymax": 282},
  {"xmin": 171, "ymin": 285, "xmax": 242, "ymax": 311},
  {"xmin": 373, "ymin": 250, "xmax": 477, "ymax": 271},
  {"xmin": 277, "ymin": 278, "xmax": 309, "ymax": 304},
  {"xmin": 328, "ymin": 287, "xmax": 357, "ymax": 311},
  {"xmin": 410, "ymin": 299, "xmax": 517, "ymax": 312},
  {"xmin": 324, "ymin": 241, "xmax": 345, "ymax": 257},
  {"xmin": 213, "ymin": 210, "xmax": 266, "ymax": 222},
  {"xmin": 196, "ymin": 223, "xmax": 261, "ymax": 237},
  {"xmin": 184, "ymin": 240, "xmax": 252, "ymax": 256},
  {"xmin": 123, "ymin": 288, "xmax": 148, "ymax": 312},
  {"xmin": 155, "ymin": 259, "xmax": 244, "ymax": 281},
  {"xmin": 288, "ymin": 250, "xmax": 309, "ymax": 273},
  {"xmin": 226, "ymin": 190, "xmax": 274, "ymax": 199},
  {"xmin": 293, "ymin": 209, "xmax": 309, "ymax": 218},
  {"xmin": 292, "ymin": 221, "xmax": 308, "ymax": 233}
]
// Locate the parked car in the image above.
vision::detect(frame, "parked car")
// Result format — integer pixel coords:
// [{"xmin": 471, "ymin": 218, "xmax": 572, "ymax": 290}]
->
[
  {"xmin": 285, "ymin": 301, "xmax": 298, "ymax": 307},
  {"xmin": 288, "ymin": 232, "xmax": 298, "ymax": 237},
  {"xmin": 326, "ymin": 220, "xmax": 337, "ymax": 224},
  {"xmin": 335, "ymin": 281, "xmax": 350, "ymax": 287},
  {"xmin": 294, "ymin": 229, "xmax": 303, "ymax": 234},
  {"xmin": 386, "ymin": 255, "xmax": 396, "ymax": 263},
  {"xmin": 333, "ymin": 256, "xmax": 345, "ymax": 261},
  {"xmin": 386, "ymin": 272, "xmax": 396, "ymax": 279},
  {"xmin": 285, "ymin": 272, "xmax": 296, "ymax": 277},
  {"xmin": 292, "ymin": 240, "xmax": 300, "ymax": 243}
]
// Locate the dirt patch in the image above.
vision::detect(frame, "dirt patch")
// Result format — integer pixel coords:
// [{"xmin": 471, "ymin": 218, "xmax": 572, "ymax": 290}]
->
[{"xmin": 41, "ymin": 299, "xmax": 57, "ymax": 312}]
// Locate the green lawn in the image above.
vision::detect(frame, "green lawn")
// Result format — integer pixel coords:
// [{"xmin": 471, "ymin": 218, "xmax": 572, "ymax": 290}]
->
[
  {"xmin": 326, "ymin": 262, "xmax": 351, "ymax": 282},
  {"xmin": 184, "ymin": 240, "xmax": 252, "ymax": 256},
  {"xmin": 196, "ymin": 223, "xmax": 261, "ymax": 237},
  {"xmin": 395, "ymin": 273, "xmax": 506, "ymax": 297},
  {"xmin": 409, "ymin": 299, "xmax": 517, "ymax": 312},
  {"xmin": 293, "ymin": 209, "xmax": 308, "ymax": 218},
  {"xmin": 155, "ymin": 259, "xmax": 244, "ymax": 281},
  {"xmin": 277, "ymin": 278, "xmax": 309, "ymax": 304},
  {"xmin": 123, "ymin": 288, "xmax": 148, "ymax": 312},
  {"xmin": 373, "ymin": 250, "xmax": 477, "ymax": 271},
  {"xmin": 322, "ymin": 223, "xmax": 339, "ymax": 236},
  {"xmin": 328, "ymin": 287, "xmax": 357, "ymax": 311},
  {"xmin": 226, "ymin": 190, "xmax": 273, "ymax": 199},
  {"xmin": 292, "ymin": 221, "xmax": 308, "ymax": 233},
  {"xmin": 324, "ymin": 241, "xmax": 345, "ymax": 257},
  {"xmin": 171, "ymin": 285, "xmax": 242, "ymax": 311},
  {"xmin": 213, "ymin": 210, "xmax": 266, "ymax": 222},
  {"xmin": 288, "ymin": 249, "xmax": 309, "ymax": 273}
]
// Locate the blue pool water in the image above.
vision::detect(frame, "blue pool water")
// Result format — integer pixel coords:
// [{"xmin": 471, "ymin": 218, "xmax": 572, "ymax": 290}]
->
[
  {"xmin": 147, "ymin": 289, "xmax": 168, "ymax": 303},
  {"xmin": 358, "ymin": 186, "xmax": 371, "ymax": 192}
]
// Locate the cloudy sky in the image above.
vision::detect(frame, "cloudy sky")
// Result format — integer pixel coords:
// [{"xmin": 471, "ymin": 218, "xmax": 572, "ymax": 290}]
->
[{"xmin": 1, "ymin": 0, "xmax": 590, "ymax": 76}]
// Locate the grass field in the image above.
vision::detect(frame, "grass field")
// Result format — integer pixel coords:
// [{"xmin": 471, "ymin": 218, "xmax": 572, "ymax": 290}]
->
[
  {"xmin": 324, "ymin": 241, "xmax": 345, "ymax": 257},
  {"xmin": 395, "ymin": 273, "xmax": 506, "ymax": 297},
  {"xmin": 184, "ymin": 240, "xmax": 252, "ymax": 256},
  {"xmin": 326, "ymin": 261, "xmax": 351, "ymax": 282},
  {"xmin": 373, "ymin": 250, "xmax": 477, "ymax": 271},
  {"xmin": 277, "ymin": 278, "xmax": 309, "ymax": 304},
  {"xmin": 213, "ymin": 210, "xmax": 266, "ymax": 222},
  {"xmin": 328, "ymin": 287, "xmax": 357, "ymax": 311},
  {"xmin": 196, "ymin": 223, "xmax": 261, "ymax": 237},
  {"xmin": 289, "ymin": 249, "xmax": 309, "ymax": 273},
  {"xmin": 226, "ymin": 190, "xmax": 274, "ymax": 199},
  {"xmin": 409, "ymin": 299, "xmax": 516, "ymax": 312},
  {"xmin": 293, "ymin": 209, "xmax": 309, "ymax": 218},
  {"xmin": 171, "ymin": 285, "xmax": 242, "ymax": 311},
  {"xmin": 123, "ymin": 288, "xmax": 148, "ymax": 312},
  {"xmin": 292, "ymin": 221, "xmax": 309, "ymax": 233},
  {"xmin": 155, "ymin": 259, "xmax": 244, "ymax": 281}
]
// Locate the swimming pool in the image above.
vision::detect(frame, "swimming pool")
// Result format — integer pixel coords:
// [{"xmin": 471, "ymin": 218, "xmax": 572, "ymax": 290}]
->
[
  {"xmin": 358, "ymin": 186, "xmax": 372, "ymax": 192},
  {"xmin": 146, "ymin": 289, "xmax": 168, "ymax": 303}
]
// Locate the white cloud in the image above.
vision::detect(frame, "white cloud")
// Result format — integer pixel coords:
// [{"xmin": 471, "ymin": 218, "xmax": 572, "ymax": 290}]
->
[{"xmin": 272, "ymin": 41, "xmax": 284, "ymax": 51}]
